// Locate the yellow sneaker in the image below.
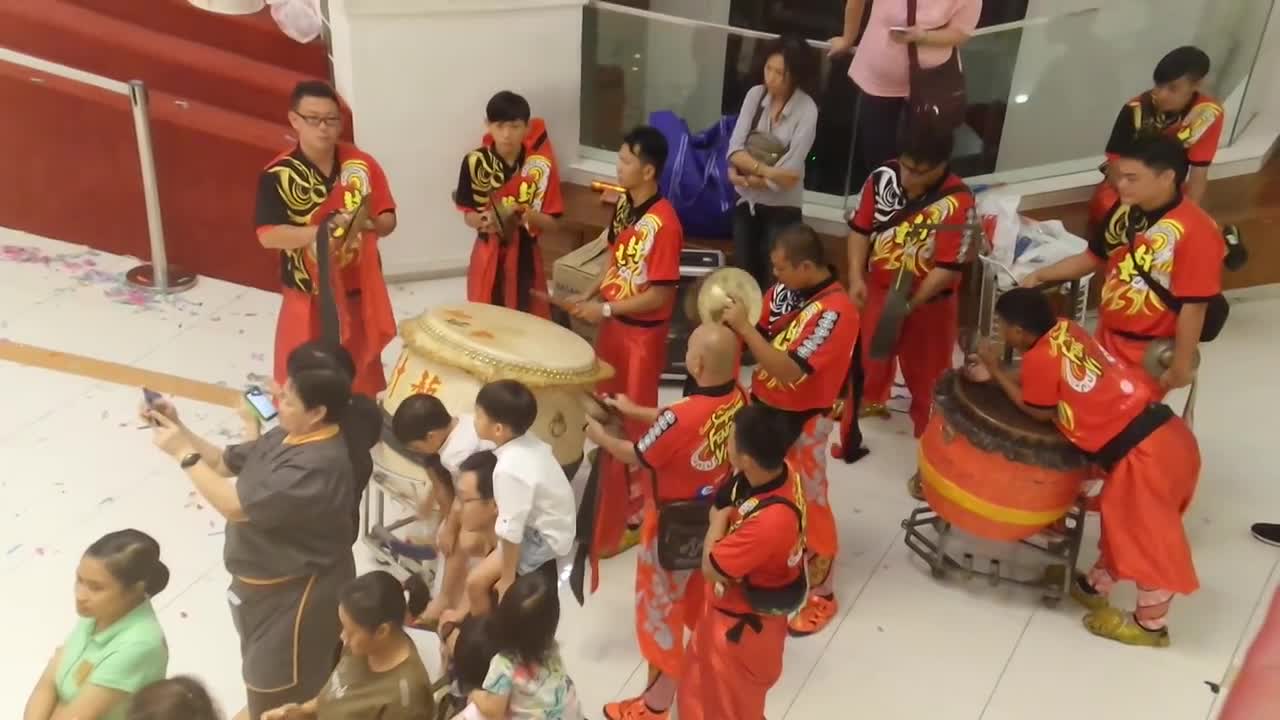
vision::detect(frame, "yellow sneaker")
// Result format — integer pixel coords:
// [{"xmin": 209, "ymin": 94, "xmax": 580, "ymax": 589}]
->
[
  {"xmin": 1083, "ymin": 607, "xmax": 1170, "ymax": 648},
  {"xmin": 860, "ymin": 402, "xmax": 891, "ymax": 419}
]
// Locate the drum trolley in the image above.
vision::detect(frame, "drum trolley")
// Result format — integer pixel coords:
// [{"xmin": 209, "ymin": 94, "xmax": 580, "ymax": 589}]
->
[
  {"xmin": 360, "ymin": 466, "xmax": 439, "ymax": 586},
  {"xmin": 902, "ymin": 499, "xmax": 1088, "ymax": 607}
]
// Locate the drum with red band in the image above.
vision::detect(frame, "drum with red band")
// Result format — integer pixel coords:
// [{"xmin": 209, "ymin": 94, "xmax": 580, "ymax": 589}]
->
[{"xmin": 918, "ymin": 370, "xmax": 1089, "ymax": 542}]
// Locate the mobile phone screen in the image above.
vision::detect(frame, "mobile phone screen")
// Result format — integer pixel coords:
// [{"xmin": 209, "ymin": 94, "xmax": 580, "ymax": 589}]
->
[
  {"xmin": 142, "ymin": 387, "xmax": 162, "ymax": 407},
  {"xmin": 245, "ymin": 386, "xmax": 279, "ymax": 422}
]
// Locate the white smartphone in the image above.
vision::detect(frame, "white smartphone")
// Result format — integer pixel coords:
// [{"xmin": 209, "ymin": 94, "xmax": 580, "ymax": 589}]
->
[{"xmin": 244, "ymin": 386, "xmax": 279, "ymax": 422}]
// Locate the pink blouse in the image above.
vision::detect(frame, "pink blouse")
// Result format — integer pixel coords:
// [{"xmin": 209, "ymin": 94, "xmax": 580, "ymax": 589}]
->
[{"xmin": 848, "ymin": 0, "xmax": 982, "ymax": 98}]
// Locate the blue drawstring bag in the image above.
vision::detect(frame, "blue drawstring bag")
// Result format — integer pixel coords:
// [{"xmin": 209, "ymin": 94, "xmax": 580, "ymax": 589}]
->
[{"xmin": 648, "ymin": 110, "xmax": 738, "ymax": 239}]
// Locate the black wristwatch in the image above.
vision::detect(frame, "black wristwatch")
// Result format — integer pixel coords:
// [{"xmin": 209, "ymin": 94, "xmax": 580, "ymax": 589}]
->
[{"xmin": 179, "ymin": 452, "xmax": 202, "ymax": 470}]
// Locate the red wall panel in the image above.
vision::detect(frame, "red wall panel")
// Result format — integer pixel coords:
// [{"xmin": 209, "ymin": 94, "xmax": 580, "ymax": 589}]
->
[
  {"xmin": 63, "ymin": 0, "xmax": 329, "ymax": 78},
  {"xmin": 0, "ymin": 0, "xmax": 351, "ymax": 132},
  {"xmin": 0, "ymin": 63, "xmax": 290, "ymax": 292}
]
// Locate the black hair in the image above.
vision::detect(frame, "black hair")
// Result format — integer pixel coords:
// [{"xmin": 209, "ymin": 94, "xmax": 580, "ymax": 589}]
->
[
  {"xmin": 490, "ymin": 572, "xmax": 560, "ymax": 667},
  {"xmin": 392, "ymin": 393, "xmax": 453, "ymax": 444},
  {"xmin": 474, "ymin": 379, "xmax": 539, "ymax": 436},
  {"xmin": 458, "ymin": 450, "xmax": 498, "ymax": 500},
  {"xmin": 289, "ymin": 365, "xmax": 353, "ymax": 425},
  {"xmin": 339, "ymin": 571, "xmax": 408, "ymax": 633},
  {"xmin": 486, "ymin": 90, "xmax": 532, "ymax": 124},
  {"xmin": 285, "ymin": 342, "xmax": 380, "ymax": 542},
  {"xmin": 452, "ymin": 616, "xmax": 498, "ymax": 694},
  {"xmin": 127, "ymin": 676, "xmax": 221, "ymax": 720},
  {"xmin": 897, "ymin": 116, "xmax": 955, "ymax": 168},
  {"xmin": 85, "ymin": 529, "xmax": 169, "ymax": 597},
  {"xmin": 772, "ymin": 223, "xmax": 826, "ymax": 268},
  {"xmin": 1114, "ymin": 135, "xmax": 1190, "ymax": 187},
  {"xmin": 994, "ymin": 287, "xmax": 1058, "ymax": 337},
  {"xmin": 622, "ymin": 125, "xmax": 669, "ymax": 176},
  {"xmin": 762, "ymin": 33, "xmax": 820, "ymax": 97},
  {"xmin": 1154, "ymin": 46, "xmax": 1211, "ymax": 85},
  {"xmin": 290, "ymin": 80, "xmax": 340, "ymax": 110},
  {"xmin": 731, "ymin": 404, "xmax": 789, "ymax": 471}
]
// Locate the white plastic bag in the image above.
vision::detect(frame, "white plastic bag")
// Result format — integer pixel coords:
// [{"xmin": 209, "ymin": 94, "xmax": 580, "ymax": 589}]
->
[
  {"xmin": 975, "ymin": 191, "xmax": 1089, "ymax": 289},
  {"xmin": 975, "ymin": 190, "xmax": 1021, "ymax": 271},
  {"xmin": 268, "ymin": 0, "xmax": 324, "ymax": 44}
]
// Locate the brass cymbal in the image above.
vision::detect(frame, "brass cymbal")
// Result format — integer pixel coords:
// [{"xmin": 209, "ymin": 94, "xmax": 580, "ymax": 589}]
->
[{"xmin": 695, "ymin": 267, "xmax": 763, "ymax": 326}]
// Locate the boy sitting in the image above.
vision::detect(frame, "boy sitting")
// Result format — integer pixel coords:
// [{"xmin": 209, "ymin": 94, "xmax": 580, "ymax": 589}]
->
[{"xmin": 465, "ymin": 379, "xmax": 576, "ymax": 615}]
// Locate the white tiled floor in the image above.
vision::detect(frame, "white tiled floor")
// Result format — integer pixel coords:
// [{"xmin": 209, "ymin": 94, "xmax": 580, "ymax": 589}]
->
[{"xmin": 0, "ymin": 226, "xmax": 1276, "ymax": 719}]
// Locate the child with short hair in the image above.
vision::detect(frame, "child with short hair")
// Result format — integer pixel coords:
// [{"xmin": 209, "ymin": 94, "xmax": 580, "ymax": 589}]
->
[
  {"xmin": 467, "ymin": 380, "xmax": 576, "ymax": 615},
  {"xmin": 392, "ymin": 393, "xmax": 494, "ymax": 627}
]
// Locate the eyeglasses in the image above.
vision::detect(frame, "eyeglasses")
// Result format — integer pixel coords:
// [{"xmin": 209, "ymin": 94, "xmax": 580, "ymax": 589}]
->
[{"xmin": 294, "ymin": 113, "xmax": 343, "ymax": 128}]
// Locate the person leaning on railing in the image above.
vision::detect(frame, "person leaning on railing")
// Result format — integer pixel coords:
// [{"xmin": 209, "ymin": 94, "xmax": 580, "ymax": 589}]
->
[
  {"xmin": 827, "ymin": 0, "xmax": 980, "ymax": 186},
  {"xmin": 726, "ymin": 33, "xmax": 820, "ymax": 289}
]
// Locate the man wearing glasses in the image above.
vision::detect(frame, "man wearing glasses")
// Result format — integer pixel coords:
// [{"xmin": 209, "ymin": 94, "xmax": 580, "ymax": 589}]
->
[{"xmin": 255, "ymin": 80, "xmax": 399, "ymax": 396}]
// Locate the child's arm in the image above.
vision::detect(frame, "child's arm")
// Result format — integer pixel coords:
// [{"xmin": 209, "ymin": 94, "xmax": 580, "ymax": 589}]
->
[
  {"xmin": 490, "ymin": 465, "xmax": 534, "ymax": 589},
  {"xmin": 497, "ymin": 539, "xmax": 521, "ymax": 597},
  {"xmin": 467, "ymin": 691, "xmax": 510, "ymax": 720}
]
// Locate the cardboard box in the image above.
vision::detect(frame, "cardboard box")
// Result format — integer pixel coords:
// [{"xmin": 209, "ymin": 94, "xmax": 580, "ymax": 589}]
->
[{"xmin": 551, "ymin": 230, "xmax": 609, "ymax": 343}]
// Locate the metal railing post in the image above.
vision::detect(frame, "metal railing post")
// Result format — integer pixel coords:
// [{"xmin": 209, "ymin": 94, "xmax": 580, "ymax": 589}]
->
[{"xmin": 125, "ymin": 80, "xmax": 196, "ymax": 294}]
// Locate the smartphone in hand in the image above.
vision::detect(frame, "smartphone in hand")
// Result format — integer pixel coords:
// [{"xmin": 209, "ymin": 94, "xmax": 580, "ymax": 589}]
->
[{"xmin": 244, "ymin": 386, "xmax": 279, "ymax": 422}]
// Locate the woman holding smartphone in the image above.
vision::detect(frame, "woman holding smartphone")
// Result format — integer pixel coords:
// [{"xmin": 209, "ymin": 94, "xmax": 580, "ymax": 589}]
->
[
  {"xmin": 143, "ymin": 344, "xmax": 362, "ymax": 720},
  {"xmin": 827, "ymin": 0, "xmax": 981, "ymax": 185}
]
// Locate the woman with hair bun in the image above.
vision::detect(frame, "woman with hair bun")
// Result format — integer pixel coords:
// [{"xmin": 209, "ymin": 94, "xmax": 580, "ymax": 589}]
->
[
  {"xmin": 127, "ymin": 676, "xmax": 221, "ymax": 720},
  {"xmin": 23, "ymin": 529, "xmax": 170, "ymax": 720}
]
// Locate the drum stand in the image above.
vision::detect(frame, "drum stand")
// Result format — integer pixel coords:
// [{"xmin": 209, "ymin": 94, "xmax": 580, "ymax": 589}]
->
[
  {"xmin": 901, "ymin": 498, "xmax": 1087, "ymax": 607},
  {"xmin": 360, "ymin": 468, "xmax": 439, "ymax": 586}
]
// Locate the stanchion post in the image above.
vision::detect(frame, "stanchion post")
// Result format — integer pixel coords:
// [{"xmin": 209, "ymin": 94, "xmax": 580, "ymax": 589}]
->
[{"xmin": 126, "ymin": 81, "xmax": 196, "ymax": 294}]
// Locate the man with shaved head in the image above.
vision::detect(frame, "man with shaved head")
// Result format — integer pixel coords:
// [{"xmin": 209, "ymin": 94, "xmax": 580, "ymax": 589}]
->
[{"xmin": 588, "ymin": 322, "xmax": 746, "ymax": 720}]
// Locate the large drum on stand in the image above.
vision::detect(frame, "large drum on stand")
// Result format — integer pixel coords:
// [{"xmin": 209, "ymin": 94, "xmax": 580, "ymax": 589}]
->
[
  {"xmin": 918, "ymin": 370, "xmax": 1090, "ymax": 542},
  {"xmin": 376, "ymin": 302, "xmax": 614, "ymax": 500}
]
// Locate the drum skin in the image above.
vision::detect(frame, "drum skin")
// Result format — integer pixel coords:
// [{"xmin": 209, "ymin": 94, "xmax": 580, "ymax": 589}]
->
[
  {"xmin": 918, "ymin": 412, "xmax": 1089, "ymax": 542},
  {"xmin": 376, "ymin": 303, "xmax": 612, "ymax": 498}
]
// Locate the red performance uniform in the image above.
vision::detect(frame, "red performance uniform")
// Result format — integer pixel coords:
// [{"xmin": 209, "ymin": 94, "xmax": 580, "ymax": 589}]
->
[
  {"xmin": 1021, "ymin": 319, "xmax": 1200, "ymax": 598},
  {"xmin": 677, "ymin": 468, "xmax": 806, "ymax": 720},
  {"xmin": 752, "ymin": 278, "xmax": 858, "ymax": 592},
  {"xmin": 849, "ymin": 162, "xmax": 973, "ymax": 437},
  {"xmin": 455, "ymin": 118, "xmax": 564, "ymax": 318},
  {"xmin": 590, "ymin": 192, "xmax": 684, "ymax": 588},
  {"xmin": 257, "ymin": 145, "xmax": 397, "ymax": 396},
  {"xmin": 630, "ymin": 381, "xmax": 747, "ymax": 679},
  {"xmin": 1089, "ymin": 194, "xmax": 1225, "ymax": 400},
  {"xmin": 1088, "ymin": 92, "xmax": 1225, "ymax": 225}
]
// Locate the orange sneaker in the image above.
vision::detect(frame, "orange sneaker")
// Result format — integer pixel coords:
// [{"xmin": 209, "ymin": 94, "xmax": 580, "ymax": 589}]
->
[
  {"xmin": 788, "ymin": 594, "xmax": 838, "ymax": 637},
  {"xmin": 603, "ymin": 696, "xmax": 668, "ymax": 720}
]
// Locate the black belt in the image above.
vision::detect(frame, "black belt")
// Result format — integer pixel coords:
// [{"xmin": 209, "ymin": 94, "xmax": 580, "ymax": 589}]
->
[
  {"xmin": 1110, "ymin": 329, "xmax": 1163, "ymax": 342},
  {"xmin": 717, "ymin": 608, "xmax": 764, "ymax": 644},
  {"xmin": 614, "ymin": 314, "xmax": 670, "ymax": 328},
  {"xmin": 1090, "ymin": 403, "xmax": 1174, "ymax": 471}
]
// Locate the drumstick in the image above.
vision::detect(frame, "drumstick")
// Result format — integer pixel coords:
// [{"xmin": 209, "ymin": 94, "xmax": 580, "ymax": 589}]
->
[{"xmin": 531, "ymin": 290, "xmax": 576, "ymax": 313}]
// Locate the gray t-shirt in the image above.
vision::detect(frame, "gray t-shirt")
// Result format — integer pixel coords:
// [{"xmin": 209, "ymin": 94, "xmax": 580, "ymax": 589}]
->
[
  {"xmin": 317, "ymin": 645, "xmax": 435, "ymax": 720},
  {"xmin": 223, "ymin": 427, "xmax": 355, "ymax": 579}
]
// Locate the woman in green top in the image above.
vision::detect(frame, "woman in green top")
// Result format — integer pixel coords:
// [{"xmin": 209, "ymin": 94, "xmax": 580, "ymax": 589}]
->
[
  {"xmin": 24, "ymin": 530, "xmax": 170, "ymax": 720},
  {"xmin": 263, "ymin": 571, "xmax": 435, "ymax": 720}
]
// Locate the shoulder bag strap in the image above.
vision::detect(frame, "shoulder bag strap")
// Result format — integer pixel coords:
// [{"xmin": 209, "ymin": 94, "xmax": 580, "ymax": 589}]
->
[
  {"xmin": 745, "ymin": 496, "xmax": 803, "ymax": 531},
  {"xmin": 871, "ymin": 184, "xmax": 967, "ymax": 235},
  {"xmin": 906, "ymin": 0, "xmax": 921, "ymax": 74},
  {"xmin": 1124, "ymin": 216, "xmax": 1182, "ymax": 312},
  {"xmin": 749, "ymin": 87, "xmax": 769, "ymax": 133}
]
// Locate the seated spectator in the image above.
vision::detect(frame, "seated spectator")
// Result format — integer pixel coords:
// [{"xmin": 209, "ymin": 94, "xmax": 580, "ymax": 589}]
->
[
  {"xmin": 263, "ymin": 571, "xmax": 435, "ymax": 719},
  {"xmin": 466, "ymin": 572, "xmax": 582, "ymax": 720},
  {"xmin": 127, "ymin": 676, "xmax": 221, "ymax": 720},
  {"xmin": 435, "ymin": 615, "xmax": 497, "ymax": 719},
  {"xmin": 24, "ymin": 530, "xmax": 170, "ymax": 720}
]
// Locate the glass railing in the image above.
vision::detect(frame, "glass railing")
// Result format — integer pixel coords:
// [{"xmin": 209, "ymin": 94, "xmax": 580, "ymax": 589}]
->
[{"xmin": 580, "ymin": 0, "xmax": 1275, "ymax": 213}]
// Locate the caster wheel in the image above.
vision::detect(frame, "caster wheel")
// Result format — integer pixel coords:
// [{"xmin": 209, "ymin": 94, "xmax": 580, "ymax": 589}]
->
[
  {"xmin": 1041, "ymin": 595, "xmax": 1061, "ymax": 609},
  {"xmin": 930, "ymin": 565, "xmax": 947, "ymax": 579}
]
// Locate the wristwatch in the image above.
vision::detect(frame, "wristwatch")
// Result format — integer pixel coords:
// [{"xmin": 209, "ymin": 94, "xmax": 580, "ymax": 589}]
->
[
  {"xmin": 179, "ymin": 452, "xmax": 202, "ymax": 470},
  {"xmin": 601, "ymin": 303, "xmax": 613, "ymax": 319}
]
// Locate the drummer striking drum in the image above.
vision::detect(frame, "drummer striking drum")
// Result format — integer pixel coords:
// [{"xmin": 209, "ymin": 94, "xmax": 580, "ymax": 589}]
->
[
  {"xmin": 588, "ymin": 323, "xmax": 747, "ymax": 720},
  {"xmin": 570, "ymin": 126, "xmax": 685, "ymax": 580},
  {"xmin": 721, "ymin": 224, "xmax": 858, "ymax": 637},
  {"xmin": 973, "ymin": 288, "xmax": 1201, "ymax": 647}
]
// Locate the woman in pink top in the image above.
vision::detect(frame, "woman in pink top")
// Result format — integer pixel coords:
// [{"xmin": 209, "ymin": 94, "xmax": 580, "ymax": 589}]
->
[{"xmin": 828, "ymin": 0, "xmax": 981, "ymax": 184}]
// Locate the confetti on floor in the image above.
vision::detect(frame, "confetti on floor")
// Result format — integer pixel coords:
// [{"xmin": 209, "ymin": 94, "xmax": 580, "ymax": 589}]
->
[{"xmin": 1, "ymin": 244, "xmax": 203, "ymax": 312}]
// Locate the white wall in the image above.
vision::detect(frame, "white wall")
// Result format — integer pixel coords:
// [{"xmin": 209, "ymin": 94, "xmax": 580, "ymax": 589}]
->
[{"xmin": 329, "ymin": 0, "xmax": 586, "ymax": 279}]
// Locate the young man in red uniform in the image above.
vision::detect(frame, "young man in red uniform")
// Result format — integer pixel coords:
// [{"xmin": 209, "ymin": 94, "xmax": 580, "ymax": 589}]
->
[
  {"xmin": 1088, "ymin": 47, "xmax": 1223, "ymax": 226},
  {"xmin": 1022, "ymin": 136, "xmax": 1225, "ymax": 401},
  {"xmin": 676, "ymin": 403, "xmax": 807, "ymax": 720},
  {"xmin": 256, "ymin": 81, "xmax": 398, "ymax": 398},
  {"xmin": 588, "ymin": 323, "xmax": 746, "ymax": 720},
  {"xmin": 847, "ymin": 123, "xmax": 973, "ymax": 498},
  {"xmin": 455, "ymin": 91, "xmax": 564, "ymax": 318},
  {"xmin": 973, "ymin": 288, "xmax": 1200, "ymax": 647},
  {"xmin": 571, "ymin": 126, "xmax": 684, "ymax": 582},
  {"xmin": 722, "ymin": 224, "xmax": 858, "ymax": 637}
]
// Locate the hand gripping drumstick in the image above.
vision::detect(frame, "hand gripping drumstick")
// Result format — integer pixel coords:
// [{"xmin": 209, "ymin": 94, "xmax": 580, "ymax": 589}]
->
[{"xmin": 530, "ymin": 289, "xmax": 578, "ymax": 313}]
